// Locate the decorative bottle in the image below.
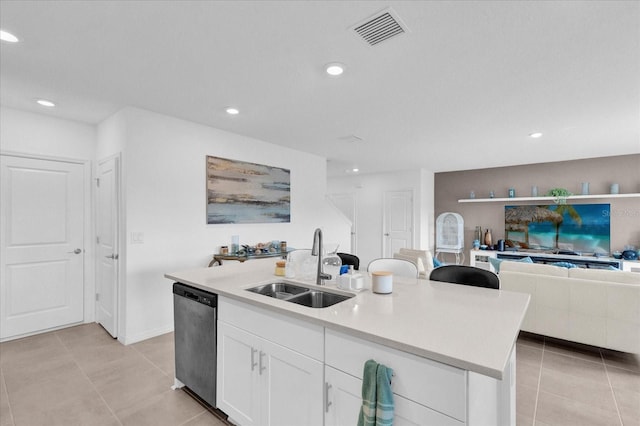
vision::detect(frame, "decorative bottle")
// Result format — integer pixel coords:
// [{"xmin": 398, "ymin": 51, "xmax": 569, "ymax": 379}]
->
[
  {"xmin": 475, "ymin": 226, "xmax": 482, "ymax": 243},
  {"xmin": 484, "ymin": 229, "xmax": 493, "ymax": 247}
]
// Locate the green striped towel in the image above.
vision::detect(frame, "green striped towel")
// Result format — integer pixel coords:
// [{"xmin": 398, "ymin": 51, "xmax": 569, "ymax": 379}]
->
[
  {"xmin": 357, "ymin": 359, "xmax": 394, "ymax": 426},
  {"xmin": 376, "ymin": 363, "xmax": 394, "ymax": 426},
  {"xmin": 357, "ymin": 360, "xmax": 378, "ymax": 426}
]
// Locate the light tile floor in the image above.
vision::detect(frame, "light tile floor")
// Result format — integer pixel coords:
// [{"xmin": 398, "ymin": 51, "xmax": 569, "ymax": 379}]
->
[
  {"xmin": 1, "ymin": 324, "xmax": 638, "ymax": 425},
  {"xmin": 516, "ymin": 332, "xmax": 639, "ymax": 426},
  {"xmin": 0, "ymin": 324, "xmax": 228, "ymax": 426}
]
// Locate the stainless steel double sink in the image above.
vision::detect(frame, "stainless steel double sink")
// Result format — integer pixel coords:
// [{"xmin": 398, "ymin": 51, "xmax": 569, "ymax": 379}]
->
[{"xmin": 246, "ymin": 282, "xmax": 354, "ymax": 308}]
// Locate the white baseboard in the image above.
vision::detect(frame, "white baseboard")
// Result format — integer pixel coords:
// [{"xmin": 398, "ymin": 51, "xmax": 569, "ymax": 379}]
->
[{"xmin": 123, "ymin": 323, "xmax": 174, "ymax": 345}]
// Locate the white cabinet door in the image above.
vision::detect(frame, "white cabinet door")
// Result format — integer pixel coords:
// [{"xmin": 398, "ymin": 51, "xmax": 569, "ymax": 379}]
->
[
  {"xmin": 217, "ymin": 322, "xmax": 261, "ymax": 426},
  {"xmin": 261, "ymin": 339, "xmax": 323, "ymax": 426},
  {"xmin": 217, "ymin": 320, "xmax": 324, "ymax": 426},
  {"xmin": 325, "ymin": 366, "xmax": 362, "ymax": 426},
  {"xmin": 325, "ymin": 366, "xmax": 462, "ymax": 426}
]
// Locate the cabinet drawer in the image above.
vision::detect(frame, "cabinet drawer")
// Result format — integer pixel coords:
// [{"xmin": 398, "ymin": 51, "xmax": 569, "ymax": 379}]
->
[
  {"xmin": 325, "ymin": 366, "xmax": 462, "ymax": 426},
  {"xmin": 219, "ymin": 296, "xmax": 323, "ymax": 361},
  {"xmin": 325, "ymin": 329, "xmax": 466, "ymax": 421}
]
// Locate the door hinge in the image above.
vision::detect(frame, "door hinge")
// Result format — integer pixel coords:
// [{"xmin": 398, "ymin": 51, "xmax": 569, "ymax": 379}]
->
[
  {"xmin": 95, "ymin": 178, "xmax": 100, "ymax": 187},
  {"xmin": 95, "ymin": 293, "xmax": 100, "ymax": 301},
  {"xmin": 96, "ymin": 236, "xmax": 100, "ymax": 244}
]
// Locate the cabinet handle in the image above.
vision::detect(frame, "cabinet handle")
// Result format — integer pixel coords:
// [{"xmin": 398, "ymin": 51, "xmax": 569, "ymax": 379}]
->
[
  {"xmin": 251, "ymin": 348, "xmax": 258, "ymax": 371},
  {"xmin": 259, "ymin": 351, "xmax": 266, "ymax": 375},
  {"xmin": 325, "ymin": 382, "xmax": 332, "ymax": 413}
]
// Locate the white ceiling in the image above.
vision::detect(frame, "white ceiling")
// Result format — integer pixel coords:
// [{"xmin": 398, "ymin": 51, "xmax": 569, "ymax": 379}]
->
[{"xmin": 1, "ymin": 1, "xmax": 638, "ymax": 176}]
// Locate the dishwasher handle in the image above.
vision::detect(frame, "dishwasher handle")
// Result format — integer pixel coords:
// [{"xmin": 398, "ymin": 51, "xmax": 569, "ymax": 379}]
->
[
  {"xmin": 173, "ymin": 282, "xmax": 217, "ymax": 307},
  {"xmin": 184, "ymin": 291, "xmax": 199, "ymax": 301}
]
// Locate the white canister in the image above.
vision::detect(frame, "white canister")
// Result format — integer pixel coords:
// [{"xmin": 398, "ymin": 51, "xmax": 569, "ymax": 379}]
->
[{"xmin": 371, "ymin": 271, "xmax": 393, "ymax": 294}]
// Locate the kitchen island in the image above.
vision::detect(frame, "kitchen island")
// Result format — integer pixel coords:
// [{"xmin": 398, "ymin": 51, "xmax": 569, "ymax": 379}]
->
[{"xmin": 166, "ymin": 258, "xmax": 529, "ymax": 426}]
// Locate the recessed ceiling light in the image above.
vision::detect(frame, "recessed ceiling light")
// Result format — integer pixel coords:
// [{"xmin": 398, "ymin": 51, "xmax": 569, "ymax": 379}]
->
[
  {"xmin": 0, "ymin": 30, "xmax": 19, "ymax": 43},
  {"xmin": 325, "ymin": 63, "xmax": 345, "ymax": 76},
  {"xmin": 36, "ymin": 99, "xmax": 56, "ymax": 107},
  {"xmin": 225, "ymin": 107, "xmax": 239, "ymax": 115},
  {"xmin": 529, "ymin": 132, "xmax": 543, "ymax": 138},
  {"xmin": 352, "ymin": 168, "xmax": 359, "ymax": 173}
]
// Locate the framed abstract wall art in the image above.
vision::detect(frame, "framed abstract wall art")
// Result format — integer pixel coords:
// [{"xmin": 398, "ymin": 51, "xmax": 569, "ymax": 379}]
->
[{"xmin": 206, "ymin": 156, "xmax": 291, "ymax": 224}]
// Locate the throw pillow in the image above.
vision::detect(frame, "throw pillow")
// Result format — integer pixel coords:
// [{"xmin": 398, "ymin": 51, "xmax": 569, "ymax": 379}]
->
[
  {"xmin": 489, "ymin": 256, "xmax": 533, "ymax": 273},
  {"xmin": 551, "ymin": 261, "xmax": 577, "ymax": 269}
]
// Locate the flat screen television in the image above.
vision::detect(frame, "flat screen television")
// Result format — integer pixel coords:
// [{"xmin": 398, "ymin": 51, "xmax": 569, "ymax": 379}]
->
[{"xmin": 504, "ymin": 203, "xmax": 611, "ymax": 255}]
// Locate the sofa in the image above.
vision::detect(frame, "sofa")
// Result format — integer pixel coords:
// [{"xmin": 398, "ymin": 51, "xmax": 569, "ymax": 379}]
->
[
  {"xmin": 392, "ymin": 248, "xmax": 434, "ymax": 278},
  {"xmin": 499, "ymin": 261, "xmax": 640, "ymax": 353}
]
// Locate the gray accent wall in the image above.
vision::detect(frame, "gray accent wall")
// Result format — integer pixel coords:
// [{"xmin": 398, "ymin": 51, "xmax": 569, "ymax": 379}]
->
[{"xmin": 434, "ymin": 154, "xmax": 640, "ymax": 264}]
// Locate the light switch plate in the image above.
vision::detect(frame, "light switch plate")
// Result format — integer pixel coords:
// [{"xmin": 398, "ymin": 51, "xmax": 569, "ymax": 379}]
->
[{"xmin": 131, "ymin": 232, "xmax": 144, "ymax": 244}]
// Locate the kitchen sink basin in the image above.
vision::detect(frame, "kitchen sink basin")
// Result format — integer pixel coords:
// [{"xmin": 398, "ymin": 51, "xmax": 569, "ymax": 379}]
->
[
  {"xmin": 245, "ymin": 282, "xmax": 354, "ymax": 308},
  {"xmin": 286, "ymin": 290, "xmax": 353, "ymax": 308},
  {"xmin": 246, "ymin": 282, "xmax": 309, "ymax": 300}
]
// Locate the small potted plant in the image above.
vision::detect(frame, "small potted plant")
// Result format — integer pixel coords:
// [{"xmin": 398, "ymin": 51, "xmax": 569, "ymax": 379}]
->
[{"xmin": 546, "ymin": 188, "xmax": 572, "ymax": 204}]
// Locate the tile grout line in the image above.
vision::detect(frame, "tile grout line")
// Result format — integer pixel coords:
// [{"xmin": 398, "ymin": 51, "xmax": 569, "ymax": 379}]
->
[
  {"xmin": 0, "ymin": 365, "xmax": 16, "ymax": 426},
  {"xmin": 600, "ymin": 349, "xmax": 625, "ymax": 426},
  {"xmin": 131, "ymin": 343, "xmax": 174, "ymax": 379},
  {"xmin": 130, "ymin": 342, "xmax": 216, "ymax": 424},
  {"xmin": 531, "ymin": 337, "xmax": 546, "ymax": 424},
  {"xmin": 54, "ymin": 331, "xmax": 125, "ymax": 426}
]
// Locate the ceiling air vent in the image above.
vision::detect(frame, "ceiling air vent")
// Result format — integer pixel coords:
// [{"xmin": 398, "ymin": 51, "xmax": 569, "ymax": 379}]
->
[{"xmin": 352, "ymin": 8, "xmax": 408, "ymax": 46}]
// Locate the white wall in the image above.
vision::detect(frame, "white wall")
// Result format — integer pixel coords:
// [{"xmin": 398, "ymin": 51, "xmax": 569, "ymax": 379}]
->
[
  {"xmin": 327, "ymin": 168, "xmax": 435, "ymax": 269},
  {"xmin": 98, "ymin": 107, "xmax": 350, "ymax": 343},
  {"xmin": 0, "ymin": 106, "xmax": 97, "ymax": 323},
  {"xmin": 1, "ymin": 106, "xmax": 96, "ymax": 159}
]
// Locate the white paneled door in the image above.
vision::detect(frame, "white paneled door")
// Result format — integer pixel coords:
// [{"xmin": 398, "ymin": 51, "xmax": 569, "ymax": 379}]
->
[
  {"xmin": 383, "ymin": 190, "xmax": 413, "ymax": 257},
  {"xmin": 0, "ymin": 155, "xmax": 85, "ymax": 340},
  {"xmin": 95, "ymin": 156, "xmax": 120, "ymax": 337}
]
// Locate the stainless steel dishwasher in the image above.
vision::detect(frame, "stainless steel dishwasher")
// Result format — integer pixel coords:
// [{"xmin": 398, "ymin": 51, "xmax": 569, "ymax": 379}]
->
[{"xmin": 173, "ymin": 282, "xmax": 217, "ymax": 407}]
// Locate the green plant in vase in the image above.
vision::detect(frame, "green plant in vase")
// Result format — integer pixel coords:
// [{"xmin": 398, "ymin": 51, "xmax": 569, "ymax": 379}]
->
[{"xmin": 546, "ymin": 188, "xmax": 572, "ymax": 204}]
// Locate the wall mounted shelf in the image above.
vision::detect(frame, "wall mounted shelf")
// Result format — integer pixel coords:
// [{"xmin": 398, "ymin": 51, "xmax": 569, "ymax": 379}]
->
[{"xmin": 458, "ymin": 193, "xmax": 640, "ymax": 203}]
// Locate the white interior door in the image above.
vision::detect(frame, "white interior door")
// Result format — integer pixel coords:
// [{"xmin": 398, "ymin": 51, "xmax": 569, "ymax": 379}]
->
[
  {"xmin": 0, "ymin": 155, "xmax": 85, "ymax": 340},
  {"xmin": 328, "ymin": 193, "xmax": 357, "ymax": 254},
  {"xmin": 383, "ymin": 190, "xmax": 413, "ymax": 257},
  {"xmin": 95, "ymin": 156, "xmax": 119, "ymax": 338}
]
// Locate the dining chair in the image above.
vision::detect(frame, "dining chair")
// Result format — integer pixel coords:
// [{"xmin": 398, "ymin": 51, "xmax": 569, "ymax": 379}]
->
[
  {"xmin": 429, "ymin": 265, "xmax": 499, "ymax": 289},
  {"xmin": 367, "ymin": 258, "xmax": 419, "ymax": 278},
  {"xmin": 337, "ymin": 252, "xmax": 360, "ymax": 270}
]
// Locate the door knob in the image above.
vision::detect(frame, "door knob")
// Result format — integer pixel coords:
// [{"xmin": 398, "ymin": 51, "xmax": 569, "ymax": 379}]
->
[
  {"xmin": 68, "ymin": 248, "xmax": 82, "ymax": 254},
  {"xmin": 105, "ymin": 254, "xmax": 119, "ymax": 260}
]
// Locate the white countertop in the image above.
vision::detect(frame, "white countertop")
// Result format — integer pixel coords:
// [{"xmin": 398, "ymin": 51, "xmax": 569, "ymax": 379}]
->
[{"xmin": 165, "ymin": 259, "xmax": 530, "ymax": 380}]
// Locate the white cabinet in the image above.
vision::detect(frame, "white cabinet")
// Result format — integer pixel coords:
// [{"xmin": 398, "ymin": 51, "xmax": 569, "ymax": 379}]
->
[
  {"xmin": 622, "ymin": 260, "xmax": 640, "ymax": 273},
  {"xmin": 261, "ymin": 335, "xmax": 323, "ymax": 426},
  {"xmin": 324, "ymin": 366, "xmax": 462, "ymax": 426},
  {"xmin": 217, "ymin": 298, "xmax": 324, "ymax": 426},
  {"xmin": 217, "ymin": 321, "xmax": 260, "ymax": 426},
  {"xmin": 324, "ymin": 366, "xmax": 361, "ymax": 426},
  {"xmin": 325, "ymin": 330, "xmax": 465, "ymax": 425},
  {"xmin": 469, "ymin": 249, "xmax": 497, "ymax": 272}
]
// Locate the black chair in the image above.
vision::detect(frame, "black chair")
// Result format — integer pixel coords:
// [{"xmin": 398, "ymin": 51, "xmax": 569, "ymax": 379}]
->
[
  {"xmin": 429, "ymin": 265, "xmax": 499, "ymax": 289},
  {"xmin": 337, "ymin": 252, "xmax": 360, "ymax": 271}
]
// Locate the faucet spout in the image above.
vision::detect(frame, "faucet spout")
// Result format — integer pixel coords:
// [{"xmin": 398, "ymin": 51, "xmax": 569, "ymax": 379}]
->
[{"xmin": 312, "ymin": 228, "xmax": 331, "ymax": 285}]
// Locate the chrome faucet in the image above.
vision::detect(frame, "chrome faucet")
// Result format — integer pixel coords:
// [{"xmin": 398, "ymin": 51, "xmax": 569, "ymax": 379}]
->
[{"xmin": 312, "ymin": 228, "xmax": 331, "ymax": 285}]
